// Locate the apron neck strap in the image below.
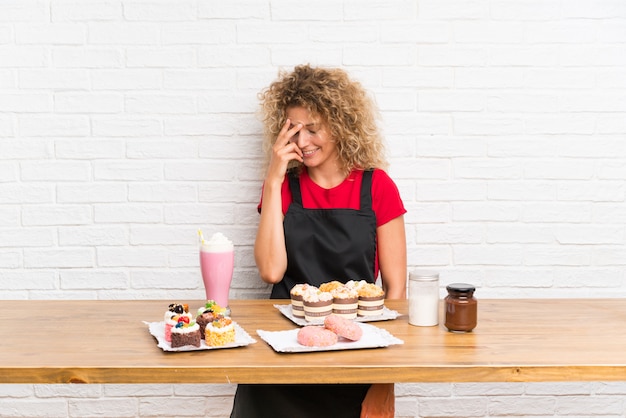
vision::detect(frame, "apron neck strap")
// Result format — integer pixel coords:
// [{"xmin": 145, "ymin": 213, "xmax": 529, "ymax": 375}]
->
[
  {"xmin": 288, "ymin": 169, "xmax": 303, "ymax": 205},
  {"xmin": 360, "ymin": 169, "xmax": 373, "ymax": 211}
]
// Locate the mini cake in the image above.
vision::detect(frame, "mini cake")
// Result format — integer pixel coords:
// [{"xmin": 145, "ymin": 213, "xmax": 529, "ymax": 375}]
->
[
  {"xmin": 331, "ymin": 286, "xmax": 359, "ymax": 320},
  {"xmin": 170, "ymin": 319, "xmax": 201, "ymax": 348},
  {"xmin": 303, "ymin": 290, "xmax": 333, "ymax": 322},
  {"xmin": 205, "ymin": 316, "xmax": 236, "ymax": 347},
  {"xmin": 196, "ymin": 300, "xmax": 226, "ymax": 339},
  {"xmin": 164, "ymin": 303, "xmax": 192, "ymax": 342},
  {"xmin": 290, "ymin": 284, "xmax": 312, "ymax": 319},
  {"xmin": 346, "ymin": 280, "xmax": 368, "ymax": 292},
  {"xmin": 319, "ymin": 280, "xmax": 344, "ymax": 293},
  {"xmin": 356, "ymin": 282, "xmax": 385, "ymax": 317}
]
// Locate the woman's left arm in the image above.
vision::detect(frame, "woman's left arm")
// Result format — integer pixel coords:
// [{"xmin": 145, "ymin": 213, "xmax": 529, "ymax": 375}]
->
[
  {"xmin": 361, "ymin": 215, "xmax": 406, "ymax": 418},
  {"xmin": 377, "ymin": 215, "xmax": 407, "ymax": 300}
]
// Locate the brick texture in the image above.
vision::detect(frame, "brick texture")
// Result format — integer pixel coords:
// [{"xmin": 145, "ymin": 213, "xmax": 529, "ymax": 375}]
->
[{"xmin": 1, "ymin": 0, "xmax": 625, "ymax": 416}]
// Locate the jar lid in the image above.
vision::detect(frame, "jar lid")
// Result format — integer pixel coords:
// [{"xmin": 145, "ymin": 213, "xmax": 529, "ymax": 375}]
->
[
  {"xmin": 409, "ymin": 270, "xmax": 439, "ymax": 281},
  {"xmin": 446, "ymin": 283, "xmax": 476, "ymax": 293}
]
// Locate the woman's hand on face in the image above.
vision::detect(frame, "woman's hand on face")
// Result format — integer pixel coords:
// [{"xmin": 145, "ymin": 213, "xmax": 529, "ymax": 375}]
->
[{"xmin": 266, "ymin": 119, "xmax": 304, "ymax": 184}]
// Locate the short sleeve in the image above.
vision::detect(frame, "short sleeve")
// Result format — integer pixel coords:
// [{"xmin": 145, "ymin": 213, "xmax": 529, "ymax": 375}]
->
[
  {"xmin": 371, "ymin": 169, "xmax": 407, "ymax": 227},
  {"xmin": 257, "ymin": 177, "xmax": 293, "ymax": 215}
]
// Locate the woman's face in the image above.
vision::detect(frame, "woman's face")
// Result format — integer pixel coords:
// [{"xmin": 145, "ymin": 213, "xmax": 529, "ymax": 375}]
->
[{"xmin": 285, "ymin": 106, "xmax": 338, "ymax": 171}]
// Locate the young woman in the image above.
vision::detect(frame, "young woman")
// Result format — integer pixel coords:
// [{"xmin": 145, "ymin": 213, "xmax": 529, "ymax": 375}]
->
[{"xmin": 230, "ymin": 64, "xmax": 407, "ymax": 418}]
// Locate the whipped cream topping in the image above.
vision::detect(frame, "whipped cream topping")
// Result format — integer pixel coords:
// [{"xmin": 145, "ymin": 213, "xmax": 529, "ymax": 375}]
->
[{"xmin": 201, "ymin": 232, "xmax": 233, "ymax": 252}]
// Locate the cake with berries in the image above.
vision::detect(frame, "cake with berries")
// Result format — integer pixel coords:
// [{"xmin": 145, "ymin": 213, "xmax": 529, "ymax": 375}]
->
[
  {"xmin": 164, "ymin": 303, "xmax": 192, "ymax": 342},
  {"xmin": 196, "ymin": 300, "xmax": 226, "ymax": 339},
  {"xmin": 170, "ymin": 318, "xmax": 201, "ymax": 348}
]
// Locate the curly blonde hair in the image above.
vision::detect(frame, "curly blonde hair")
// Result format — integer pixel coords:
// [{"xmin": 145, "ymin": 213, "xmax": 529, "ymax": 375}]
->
[{"xmin": 258, "ymin": 64, "xmax": 388, "ymax": 176}]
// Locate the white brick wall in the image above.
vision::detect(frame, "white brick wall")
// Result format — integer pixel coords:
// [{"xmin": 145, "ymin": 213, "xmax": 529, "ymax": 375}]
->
[{"xmin": 1, "ymin": 0, "xmax": 625, "ymax": 416}]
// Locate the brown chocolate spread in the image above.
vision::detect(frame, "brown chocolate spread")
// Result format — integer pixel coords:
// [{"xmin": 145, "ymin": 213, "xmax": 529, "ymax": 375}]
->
[{"xmin": 444, "ymin": 283, "xmax": 477, "ymax": 332}]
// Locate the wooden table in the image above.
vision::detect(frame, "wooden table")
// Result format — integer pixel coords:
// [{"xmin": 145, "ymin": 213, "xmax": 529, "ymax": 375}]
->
[{"xmin": 1, "ymin": 299, "xmax": 625, "ymax": 384}]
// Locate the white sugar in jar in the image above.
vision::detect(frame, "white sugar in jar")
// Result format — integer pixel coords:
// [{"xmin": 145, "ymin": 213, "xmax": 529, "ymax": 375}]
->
[{"xmin": 408, "ymin": 270, "xmax": 440, "ymax": 326}]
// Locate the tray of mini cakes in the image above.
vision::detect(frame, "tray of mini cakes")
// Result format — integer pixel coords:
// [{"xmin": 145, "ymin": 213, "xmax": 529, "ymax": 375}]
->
[
  {"xmin": 258, "ymin": 281, "xmax": 403, "ymax": 353},
  {"xmin": 145, "ymin": 301, "xmax": 256, "ymax": 352},
  {"xmin": 276, "ymin": 280, "xmax": 401, "ymax": 326}
]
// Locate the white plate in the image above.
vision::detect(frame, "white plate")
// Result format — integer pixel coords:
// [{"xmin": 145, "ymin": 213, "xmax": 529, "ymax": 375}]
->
[
  {"xmin": 257, "ymin": 322, "xmax": 403, "ymax": 353},
  {"xmin": 144, "ymin": 321, "xmax": 256, "ymax": 352},
  {"xmin": 274, "ymin": 304, "xmax": 400, "ymax": 326}
]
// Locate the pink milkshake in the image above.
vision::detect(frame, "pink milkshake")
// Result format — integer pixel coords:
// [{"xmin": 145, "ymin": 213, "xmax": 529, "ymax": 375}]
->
[{"xmin": 199, "ymin": 232, "xmax": 234, "ymax": 308}]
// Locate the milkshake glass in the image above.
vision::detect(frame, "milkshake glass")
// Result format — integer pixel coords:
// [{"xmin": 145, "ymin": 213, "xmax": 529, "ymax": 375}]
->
[{"xmin": 199, "ymin": 231, "xmax": 234, "ymax": 310}]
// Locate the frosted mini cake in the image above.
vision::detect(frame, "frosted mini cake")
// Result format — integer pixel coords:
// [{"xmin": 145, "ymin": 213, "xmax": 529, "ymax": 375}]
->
[
  {"xmin": 330, "ymin": 285, "xmax": 359, "ymax": 320},
  {"xmin": 164, "ymin": 303, "xmax": 192, "ymax": 342},
  {"xmin": 353, "ymin": 281, "xmax": 385, "ymax": 317},
  {"xmin": 196, "ymin": 300, "xmax": 226, "ymax": 339},
  {"xmin": 205, "ymin": 316, "xmax": 236, "ymax": 347},
  {"xmin": 290, "ymin": 284, "xmax": 313, "ymax": 318},
  {"xmin": 170, "ymin": 319, "xmax": 201, "ymax": 348},
  {"xmin": 303, "ymin": 290, "xmax": 333, "ymax": 322}
]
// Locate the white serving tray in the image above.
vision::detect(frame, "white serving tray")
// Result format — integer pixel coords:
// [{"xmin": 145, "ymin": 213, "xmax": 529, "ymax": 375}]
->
[
  {"xmin": 144, "ymin": 321, "xmax": 256, "ymax": 352},
  {"xmin": 274, "ymin": 304, "xmax": 400, "ymax": 326},
  {"xmin": 257, "ymin": 322, "xmax": 403, "ymax": 353}
]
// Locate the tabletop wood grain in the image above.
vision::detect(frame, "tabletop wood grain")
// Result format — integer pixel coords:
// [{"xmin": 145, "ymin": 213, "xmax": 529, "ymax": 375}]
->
[{"xmin": 1, "ymin": 299, "xmax": 625, "ymax": 384}]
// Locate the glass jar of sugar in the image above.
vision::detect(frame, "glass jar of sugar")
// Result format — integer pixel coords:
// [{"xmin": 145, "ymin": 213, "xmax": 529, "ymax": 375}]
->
[{"xmin": 408, "ymin": 270, "xmax": 440, "ymax": 326}]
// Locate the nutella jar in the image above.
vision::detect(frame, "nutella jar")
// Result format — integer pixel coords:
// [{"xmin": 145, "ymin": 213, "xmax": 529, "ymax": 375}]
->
[{"xmin": 444, "ymin": 283, "xmax": 477, "ymax": 332}]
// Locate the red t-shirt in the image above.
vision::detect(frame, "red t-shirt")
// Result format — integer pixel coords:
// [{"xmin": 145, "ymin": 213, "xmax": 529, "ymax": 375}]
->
[{"xmin": 258, "ymin": 168, "xmax": 407, "ymax": 278}]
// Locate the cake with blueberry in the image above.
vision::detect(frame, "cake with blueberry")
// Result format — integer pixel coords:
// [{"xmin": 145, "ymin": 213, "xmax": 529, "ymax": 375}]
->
[
  {"xmin": 170, "ymin": 318, "xmax": 201, "ymax": 348},
  {"xmin": 164, "ymin": 303, "xmax": 192, "ymax": 342}
]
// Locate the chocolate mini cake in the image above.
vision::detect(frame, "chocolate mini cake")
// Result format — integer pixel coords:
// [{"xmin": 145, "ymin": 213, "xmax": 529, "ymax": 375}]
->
[
  {"xmin": 196, "ymin": 300, "xmax": 227, "ymax": 338},
  {"xmin": 170, "ymin": 320, "xmax": 201, "ymax": 348},
  {"xmin": 195, "ymin": 311, "xmax": 216, "ymax": 339}
]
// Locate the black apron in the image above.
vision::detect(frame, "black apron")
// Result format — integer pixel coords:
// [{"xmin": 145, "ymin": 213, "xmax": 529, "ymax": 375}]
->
[{"xmin": 231, "ymin": 169, "xmax": 378, "ymax": 418}]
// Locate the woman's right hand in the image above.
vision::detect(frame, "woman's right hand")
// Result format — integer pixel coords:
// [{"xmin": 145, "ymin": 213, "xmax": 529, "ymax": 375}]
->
[
  {"xmin": 265, "ymin": 118, "xmax": 304, "ymax": 186},
  {"xmin": 255, "ymin": 119, "xmax": 302, "ymax": 284}
]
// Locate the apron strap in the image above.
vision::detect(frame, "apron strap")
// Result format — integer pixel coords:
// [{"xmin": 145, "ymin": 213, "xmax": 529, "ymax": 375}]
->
[
  {"xmin": 288, "ymin": 170, "xmax": 303, "ymax": 206},
  {"xmin": 360, "ymin": 169, "xmax": 373, "ymax": 212},
  {"xmin": 289, "ymin": 169, "xmax": 373, "ymax": 210}
]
